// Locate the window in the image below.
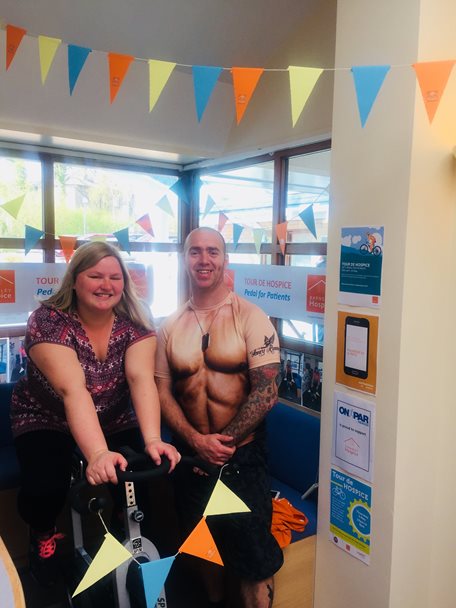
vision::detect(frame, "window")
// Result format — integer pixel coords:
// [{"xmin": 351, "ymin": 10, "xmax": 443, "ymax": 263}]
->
[
  {"xmin": 0, "ymin": 150, "xmax": 183, "ymax": 331},
  {"xmin": 199, "ymin": 159, "xmax": 275, "ymax": 263}
]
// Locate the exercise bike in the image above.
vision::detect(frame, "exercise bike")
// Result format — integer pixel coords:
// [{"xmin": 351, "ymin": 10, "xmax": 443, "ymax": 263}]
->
[{"xmin": 66, "ymin": 447, "xmax": 173, "ymax": 608}]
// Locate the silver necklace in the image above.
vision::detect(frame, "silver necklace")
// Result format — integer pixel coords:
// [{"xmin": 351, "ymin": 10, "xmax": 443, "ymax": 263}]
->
[{"xmin": 191, "ymin": 305, "xmax": 222, "ymax": 352}]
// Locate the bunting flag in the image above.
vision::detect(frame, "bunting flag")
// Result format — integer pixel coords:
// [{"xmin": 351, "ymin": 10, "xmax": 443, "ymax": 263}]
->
[
  {"xmin": 232, "ymin": 223, "xmax": 244, "ymax": 248},
  {"xmin": 6, "ymin": 24, "xmax": 27, "ymax": 70},
  {"xmin": 68, "ymin": 45, "xmax": 92, "ymax": 95},
  {"xmin": 136, "ymin": 213, "xmax": 155, "ymax": 237},
  {"xmin": 24, "ymin": 225, "xmax": 45, "ymax": 255},
  {"xmin": 203, "ymin": 480, "xmax": 251, "ymax": 517},
  {"xmin": 72, "ymin": 533, "xmax": 132, "ymax": 597},
  {"xmin": 276, "ymin": 222, "xmax": 288, "ymax": 256},
  {"xmin": 108, "ymin": 53, "xmax": 134, "ymax": 104},
  {"xmin": 299, "ymin": 204, "xmax": 317, "ymax": 239},
  {"xmin": 192, "ymin": 66, "xmax": 223, "ymax": 122},
  {"xmin": 179, "ymin": 517, "xmax": 224, "ymax": 566},
  {"xmin": 156, "ymin": 195, "xmax": 175, "ymax": 218},
  {"xmin": 351, "ymin": 65, "xmax": 391, "ymax": 127},
  {"xmin": 113, "ymin": 227, "xmax": 131, "ymax": 254},
  {"xmin": 231, "ymin": 67, "xmax": 264, "ymax": 124},
  {"xmin": 59, "ymin": 236, "xmax": 77, "ymax": 262},
  {"xmin": 140, "ymin": 556, "xmax": 175, "ymax": 608},
  {"xmin": 412, "ymin": 60, "xmax": 456, "ymax": 123},
  {"xmin": 0, "ymin": 194, "xmax": 25, "ymax": 219},
  {"xmin": 38, "ymin": 35, "xmax": 62, "ymax": 84},
  {"xmin": 170, "ymin": 177, "xmax": 190, "ymax": 205},
  {"xmin": 218, "ymin": 212, "xmax": 229, "ymax": 233},
  {"xmin": 288, "ymin": 66, "xmax": 323, "ymax": 127},
  {"xmin": 202, "ymin": 195, "xmax": 216, "ymax": 219},
  {"xmin": 252, "ymin": 228, "xmax": 265, "ymax": 254},
  {"xmin": 148, "ymin": 59, "xmax": 176, "ymax": 112}
]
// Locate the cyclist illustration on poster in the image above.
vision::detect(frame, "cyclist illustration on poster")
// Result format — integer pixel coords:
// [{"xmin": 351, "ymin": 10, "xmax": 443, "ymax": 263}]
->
[{"xmin": 339, "ymin": 226, "xmax": 384, "ymax": 308}]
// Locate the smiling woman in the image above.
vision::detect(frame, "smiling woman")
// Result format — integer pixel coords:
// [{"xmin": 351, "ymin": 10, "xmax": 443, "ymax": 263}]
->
[{"xmin": 9, "ymin": 240, "xmax": 181, "ymax": 587}]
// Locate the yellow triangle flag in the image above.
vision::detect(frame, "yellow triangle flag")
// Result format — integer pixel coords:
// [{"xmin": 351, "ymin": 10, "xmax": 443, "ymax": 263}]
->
[
  {"xmin": 1, "ymin": 194, "xmax": 25, "ymax": 219},
  {"xmin": 179, "ymin": 517, "xmax": 223, "ymax": 566},
  {"xmin": 38, "ymin": 35, "xmax": 62, "ymax": 84},
  {"xmin": 72, "ymin": 533, "xmax": 132, "ymax": 597},
  {"xmin": 148, "ymin": 60, "xmax": 176, "ymax": 112},
  {"xmin": 288, "ymin": 66, "xmax": 323, "ymax": 127},
  {"xmin": 203, "ymin": 479, "xmax": 251, "ymax": 517}
]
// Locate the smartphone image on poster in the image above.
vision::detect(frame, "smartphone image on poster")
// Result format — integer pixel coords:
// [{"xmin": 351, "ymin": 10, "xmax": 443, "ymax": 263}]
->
[{"xmin": 344, "ymin": 316, "xmax": 369, "ymax": 379}]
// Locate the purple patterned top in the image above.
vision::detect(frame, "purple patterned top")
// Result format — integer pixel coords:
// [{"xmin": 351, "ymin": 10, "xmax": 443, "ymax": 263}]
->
[{"xmin": 10, "ymin": 305, "xmax": 155, "ymax": 438}]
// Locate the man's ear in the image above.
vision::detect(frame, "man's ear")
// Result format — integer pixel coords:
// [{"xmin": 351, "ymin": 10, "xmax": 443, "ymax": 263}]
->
[{"xmin": 224, "ymin": 254, "xmax": 229, "ymax": 267}]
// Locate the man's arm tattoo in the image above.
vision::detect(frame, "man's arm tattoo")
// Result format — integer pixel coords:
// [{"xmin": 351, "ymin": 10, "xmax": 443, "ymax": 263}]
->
[{"xmin": 222, "ymin": 362, "xmax": 280, "ymax": 444}]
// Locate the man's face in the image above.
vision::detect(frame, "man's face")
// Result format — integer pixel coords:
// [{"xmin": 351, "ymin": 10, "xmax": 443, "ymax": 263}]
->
[{"xmin": 185, "ymin": 230, "xmax": 227, "ymax": 292}]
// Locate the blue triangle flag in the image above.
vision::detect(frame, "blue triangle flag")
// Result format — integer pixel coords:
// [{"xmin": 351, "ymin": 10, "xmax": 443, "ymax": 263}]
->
[
  {"xmin": 192, "ymin": 66, "xmax": 223, "ymax": 122},
  {"xmin": 113, "ymin": 227, "xmax": 131, "ymax": 254},
  {"xmin": 170, "ymin": 177, "xmax": 190, "ymax": 205},
  {"xmin": 140, "ymin": 556, "xmax": 175, "ymax": 608},
  {"xmin": 233, "ymin": 224, "xmax": 244, "ymax": 248},
  {"xmin": 24, "ymin": 225, "xmax": 45, "ymax": 255},
  {"xmin": 298, "ymin": 205, "xmax": 317, "ymax": 240},
  {"xmin": 351, "ymin": 65, "xmax": 390, "ymax": 127},
  {"xmin": 68, "ymin": 44, "xmax": 92, "ymax": 95}
]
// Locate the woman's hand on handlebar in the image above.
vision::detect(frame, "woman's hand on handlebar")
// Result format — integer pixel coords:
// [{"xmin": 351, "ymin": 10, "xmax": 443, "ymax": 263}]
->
[
  {"xmin": 86, "ymin": 449, "xmax": 128, "ymax": 486},
  {"xmin": 144, "ymin": 439, "xmax": 181, "ymax": 472}
]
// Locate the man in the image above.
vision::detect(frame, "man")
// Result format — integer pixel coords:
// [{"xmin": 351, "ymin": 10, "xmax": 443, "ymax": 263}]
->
[{"xmin": 155, "ymin": 227, "xmax": 283, "ymax": 608}]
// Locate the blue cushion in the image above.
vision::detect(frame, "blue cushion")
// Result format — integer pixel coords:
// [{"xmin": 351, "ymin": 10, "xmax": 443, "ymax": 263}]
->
[{"xmin": 266, "ymin": 402, "xmax": 320, "ymax": 494}]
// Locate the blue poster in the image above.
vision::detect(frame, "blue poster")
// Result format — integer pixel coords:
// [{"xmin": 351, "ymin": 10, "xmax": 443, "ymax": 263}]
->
[
  {"xmin": 339, "ymin": 226, "xmax": 384, "ymax": 308},
  {"xmin": 329, "ymin": 468, "xmax": 372, "ymax": 564}
]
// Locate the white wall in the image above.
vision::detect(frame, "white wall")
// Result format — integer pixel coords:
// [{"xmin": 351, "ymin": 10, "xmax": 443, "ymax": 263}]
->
[
  {"xmin": 315, "ymin": 1, "xmax": 456, "ymax": 607},
  {"xmin": 0, "ymin": 0, "xmax": 336, "ymax": 163}
]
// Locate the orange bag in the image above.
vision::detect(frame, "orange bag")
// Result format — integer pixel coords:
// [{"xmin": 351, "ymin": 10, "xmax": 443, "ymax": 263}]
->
[{"xmin": 271, "ymin": 497, "xmax": 308, "ymax": 548}]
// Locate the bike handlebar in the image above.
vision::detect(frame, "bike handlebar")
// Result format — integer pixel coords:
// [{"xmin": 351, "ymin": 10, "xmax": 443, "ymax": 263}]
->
[{"xmin": 69, "ymin": 447, "xmax": 216, "ymax": 513}]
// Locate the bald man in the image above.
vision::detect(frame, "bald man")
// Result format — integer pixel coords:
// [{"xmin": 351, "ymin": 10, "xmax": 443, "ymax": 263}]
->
[{"xmin": 155, "ymin": 228, "xmax": 283, "ymax": 608}]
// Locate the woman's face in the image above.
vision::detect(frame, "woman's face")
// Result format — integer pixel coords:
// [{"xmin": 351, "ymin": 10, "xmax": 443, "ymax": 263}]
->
[{"xmin": 74, "ymin": 256, "xmax": 125, "ymax": 316}]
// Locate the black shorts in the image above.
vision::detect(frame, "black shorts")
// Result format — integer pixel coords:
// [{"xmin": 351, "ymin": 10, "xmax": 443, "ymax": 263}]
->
[{"xmin": 173, "ymin": 436, "xmax": 283, "ymax": 581}]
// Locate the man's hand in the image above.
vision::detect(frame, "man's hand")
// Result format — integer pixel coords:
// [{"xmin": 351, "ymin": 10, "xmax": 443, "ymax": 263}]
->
[{"xmin": 191, "ymin": 432, "xmax": 236, "ymax": 466}]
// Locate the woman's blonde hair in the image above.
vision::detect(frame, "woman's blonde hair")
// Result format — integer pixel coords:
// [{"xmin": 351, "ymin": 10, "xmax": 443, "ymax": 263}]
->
[{"xmin": 43, "ymin": 241, "xmax": 154, "ymax": 331}]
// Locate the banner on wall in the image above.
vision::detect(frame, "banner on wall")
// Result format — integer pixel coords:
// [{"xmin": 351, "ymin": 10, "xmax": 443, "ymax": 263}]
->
[
  {"xmin": 228, "ymin": 263, "xmax": 325, "ymax": 323},
  {"xmin": 329, "ymin": 468, "xmax": 372, "ymax": 565},
  {"xmin": 0, "ymin": 263, "xmax": 151, "ymax": 325}
]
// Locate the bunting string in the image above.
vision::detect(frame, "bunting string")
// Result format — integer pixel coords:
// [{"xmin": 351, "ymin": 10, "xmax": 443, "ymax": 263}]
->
[{"xmin": 3, "ymin": 22, "xmax": 455, "ymax": 125}]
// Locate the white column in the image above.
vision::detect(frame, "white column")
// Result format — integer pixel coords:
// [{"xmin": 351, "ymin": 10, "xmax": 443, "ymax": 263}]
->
[{"xmin": 314, "ymin": 1, "xmax": 456, "ymax": 607}]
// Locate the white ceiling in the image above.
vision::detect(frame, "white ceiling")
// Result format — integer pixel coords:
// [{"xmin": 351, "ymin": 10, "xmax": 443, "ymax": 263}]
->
[{"xmin": 0, "ymin": 0, "xmax": 334, "ymax": 165}]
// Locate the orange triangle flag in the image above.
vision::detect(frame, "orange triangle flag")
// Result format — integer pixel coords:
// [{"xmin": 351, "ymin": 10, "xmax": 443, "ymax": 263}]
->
[
  {"xmin": 412, "ymin": 60, "xmax": 455, "ymax": 123},
  {"xmin": 59, "ymin": 236, "xmax": 78, "ymax": 263},
  {"xmin": 179, "ymin": 517, "xmax": 223, "ymax": 566},
  {"xmin": 6, "ymin": 24, "xmax": 27, "ymax": 70},
  {"xmin": 231, "ymin": 67, "xmax": 264, "ymax": 124},
  {"xmin": 275, "ymin": 222, "xmax": 288, "ymax": 256},
  {"xmin": 108, "ymin": 53, "xmax": 134, "ymax": 104}
]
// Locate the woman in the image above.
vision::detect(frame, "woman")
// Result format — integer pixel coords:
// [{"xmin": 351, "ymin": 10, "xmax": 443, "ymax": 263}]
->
[{"xmin": 10, "ymin": 241, "xmax": 180, "ymax": 586}]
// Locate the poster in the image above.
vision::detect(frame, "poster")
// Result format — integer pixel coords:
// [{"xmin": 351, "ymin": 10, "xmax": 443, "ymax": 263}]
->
[
  {"xmin": 329, "ymin": 468, "xmax": 372, "ymax": 565},
  {"xmin": 335, "ymin": 311, "xmax": 378, "ymax": 395},
  {"xmin": 332, "ymin": 391, "xmax": 375, "ymax": 482},
  {"xmin": 339, "ymin": 226, "xmax": 384, "ymax": 308},
  {"xmin": 228, "ymin": 263, "xmax": 325, "ymax": 323}
]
